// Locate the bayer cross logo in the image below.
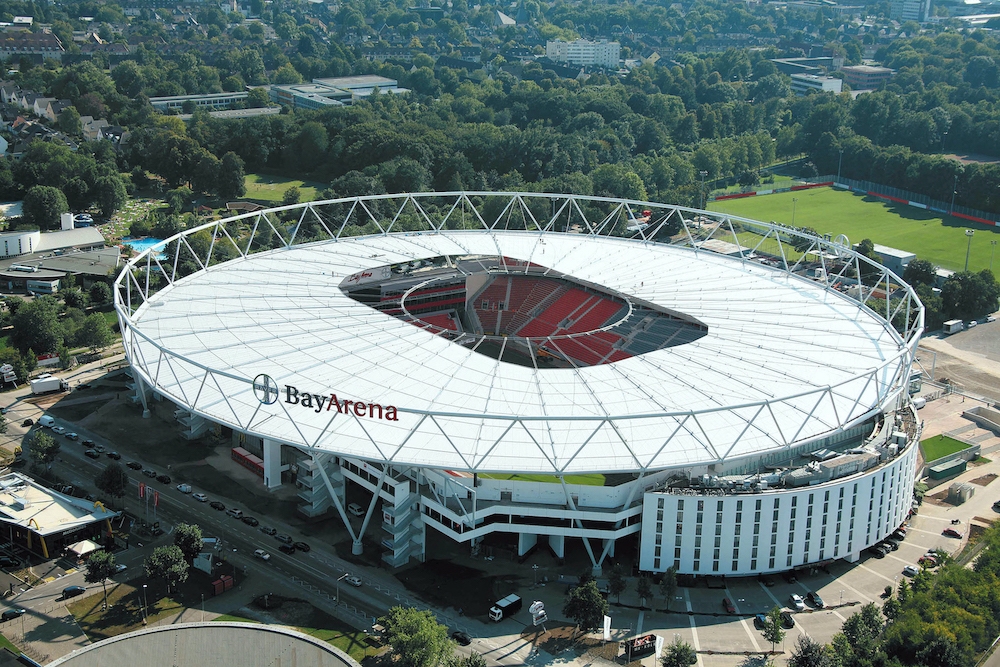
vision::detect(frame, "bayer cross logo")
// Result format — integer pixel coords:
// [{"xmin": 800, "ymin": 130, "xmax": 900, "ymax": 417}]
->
[{"xmin": 253, "ymin": 374, "xmax": 279, "ymax": 405}]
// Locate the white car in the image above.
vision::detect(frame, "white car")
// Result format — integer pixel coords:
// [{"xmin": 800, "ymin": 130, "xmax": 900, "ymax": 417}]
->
[
  {"xmin": 176, "ymin": 484, "xmax": 192, "ymax": 494},
  {"xmin": 192, "ymin": 493, "xmax": 208, "ymax": 502},
  {"xmin": 115, "ymin": 564, "xmax": 127, "ymax": 573},
  {"xmin": 789, "ymin": 594, "xmax": 805, "ymax": 611},
  {"xmin": 902, "ymin": 565, "xmax": 920, "ymax": 577},
  {"xmin": 345, "ymin": 575, "xmax": 362, "ymax": 587},
  {"xmin": 51, "ymin": 426, "xmax": 66, "ymax": 435},
  {"xmin": 253, "ymin": 549, "xmax": 271, "ymax": 561}
]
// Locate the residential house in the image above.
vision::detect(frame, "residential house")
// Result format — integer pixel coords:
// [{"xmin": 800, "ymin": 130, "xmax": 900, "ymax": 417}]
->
[
  {"xmin": 0, "ymin": 31, "xmax": 65, "ymax": 64},
  {"xmin": 42, "ymin": 99, "xmax": 72, "ymax": 123},
  {"xmin": 31, "ymin": 97, "xmax": 56, "ymax": 118},
  {"xmin": 79, "ymin": 116, "xmax": 109, "ymax": 142}
]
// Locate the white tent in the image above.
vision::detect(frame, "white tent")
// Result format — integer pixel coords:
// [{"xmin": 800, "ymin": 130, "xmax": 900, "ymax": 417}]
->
[{"xmin": 67, "ymin": 539, "xmax": 101, "ymax": 558}]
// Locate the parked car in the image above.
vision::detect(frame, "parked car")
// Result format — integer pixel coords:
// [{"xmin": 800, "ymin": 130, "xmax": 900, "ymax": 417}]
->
[
  {"xmin": 193, "ymin": 493, "xmax": 209, "ymax": 502},
  {"xmin": 293, "ymin": 541, "xmax": 310, "ymax": 552},
  {"xmin": 918, "ymin": 555, "xmax": 938, "ymax": 566},
  {"xmin": 81, "ymin": 439, "xmax": 94, "ymax": 447},
  {"xmin": 260, "ymin": 526, "xmax": 277, "ymax": 536},
  {"xmin": 176, "ymin": 484, "xmax": 192, "ymax": 494},
  {"xmin": 126, "ymin": 461, "xmax": 143, "ymax": 470},
  {"xmin": 1, "ymin": 608, "xmax": 25, "ymax": 621},
  {"xmin": 0, "ymin": 556, "xmax": 19, "ymax": 568},
  {"xmin": 62, "ymin": 586, "xmax": 86, "ymax": 599},
  {"xmin": 241, "ymin": 516, "xmax": 259, "ymax": 527},
  {"xmin": 51, "ymin": 426, "xmax": 66, "ymax": 435},
  {"xmin": 347, "ymin": 502, "xmax": 364, "ymax": 517},
  {"xmin": 780, "ymin": 611, "xmax": 795, "ymax": 629},
  {"xmin": 275, "ymin": 534, "xmax": 293, "ymax": 545},
  {"xmin": 115, "ymin": 564, "xmax": 128, "ymax": 573},
  {"xmin": 142, "ymin": 469, "xmax": 157, "ymax": 478},
  {"xmin": 106, "ymin": 451, "xmax": 121, "ymax": 460},
  {"xmin": 84, "ymin": 450, "xmax": 100, "ymax": 459},
  {"xmin": 345, "ymin": 575, "xmax": 362, "ymax": 587},
  {"xmin": 93, "ymin": 444, "xmax": 105, "ymax": 453},
  {"xmin": 754, "ymin": 613, "xmax": 768, "ymax": 629},
  {"xmin": 806, "ymin": 592, "xmax": 825, "ymax": 608},
  {"xmin": 782, "ymin": 571, "xmax": 798, "ymax": 584},
  {"xmin": 156, "ymin": 474, "xmax": 171, "ymax": 484},
  {"xmin": 209, "ymin": 501, "xmax": 225, "ymax": 511},
  {"xmin": 902, "ymin": 565, "xmax": 920, "ymax": 577},
  {"xmin": 253, "ymin": 549, "xmax": 270, "ymax": 561},
  {"xmin": 451, "ymin": 631, "xmax": 472, "ymax": 646},
  {"xmin": 943, "ymin": 528, "xmax": 963, "ymax": 538},
  {"xmin": 64, "ymin": 432, "xmax": 78, "ymax": 441},
  {"xmin": 789, "ymin": 594, "xmax": 805, "ymax": 611},
  {"xmin": 226, "ymin": 508, "xmax": 243, "ymax": 519},
  {"xmin": 722, "ymin": 598, "xmax": 736, "ymax": 613},
  {"xmin": 278, "ymin": 544, "xmax": 296, "ymax": 555},
  {"xmin": 20, "ymin": 419, "xmax": 32, "ymax": 427},
  {"xmin": 992, "ymin": 499, "xmax": 1000, "ymax": 512}
]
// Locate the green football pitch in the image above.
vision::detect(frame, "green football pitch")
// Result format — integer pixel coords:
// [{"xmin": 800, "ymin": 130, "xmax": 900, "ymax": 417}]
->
[{"xmin": 709, "ymin": 187, "xmax": 1000, "ymax": 272}]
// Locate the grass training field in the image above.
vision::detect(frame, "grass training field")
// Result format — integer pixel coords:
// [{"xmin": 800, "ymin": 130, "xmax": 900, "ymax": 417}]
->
[
  {"xmin": 244, "ymin": 173, "xmax": 325, "ymax": 203},
  {"xmin": 710, "ymin": 187, "xmax": 1000, "ymax": 272},
  {"xmin": 478, "ymin": 473, "xmax": 606, "ymax": 486},
  {"xmin": 920, "ymin": 434, "xmax": 971, "ymax": 462}
]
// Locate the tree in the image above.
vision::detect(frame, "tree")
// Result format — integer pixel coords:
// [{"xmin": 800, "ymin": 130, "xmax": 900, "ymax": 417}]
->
[
  {"xmin": 941, "ymin": 270, "xmax": 1000, "ymax": 320},
  {"xmin": 636, "ymin": 575, "xmax": 652, "ymax": 607},
  {"xmin": 144, "ymin": 545, "xmax": 189, "ymax": 593},
  {"xmin": 84, "ymin": 549, "xmax": 118, "ymax": 610},
  {"xmin": 78, "ymin": 313, "xmax": 114, "ymax": 352},
  {"xmin": 788, "ymin": 635, "xmax": 834, "ymax": 667},
  {"xmin": 608, "ymin": 563, "xmax": 626, "ymax": 602},
  {"xmin": 94, "ymin": 462, "xmax": 129, "ymax": 508},
  {"xmin": 247, "ymin": 88, "xmax": 270, "ymax": 108},
  {"xmin": 660, "ymin": 637, "xmax": 697, "ymax": 667},
  {"xmin": 10, "ymin": 297, "xmax": 62, "ymax": 354},
  {"xmin": 173, "ymin": 523, "xmax": 203, "ymax": 563},
  {"xmin": 218, "ymin": 152, "xmax": 246, "ymax": 200},
  {"xmin": 761, "ymin": 606, "xmax": 785, "ymax": 653},
  {"xmin": 23, "ymin": 185, "xmax": 69, "ymax": 230},
  {"xmin": 282, "ymin": 186, "xmax": 301, "ymax": 206},
  {"xmin": 380, "ymin": 606, "xmax": 453, "ymax": 667},
  {"xmin": 95, "ymin": 176, "xmax": 128, "ymax": 218},
  {"xmin": 903, "ymin": 258, "xmax": 936, "ymax": 287},
  {"xmin": 562, "ymin": 580, "xmax": 609, "ymax": 632},
  {"xmin": 89, "ymin": 282, "xmax": 112, "ymax": 306},
  {"xmin": 62, "ymin": 288, "xmax": 88, "ymax": 309},
  {"xmin": 58, "ymin": 106, "xmax": 82, "ymax": 135},
  {"xmin": 28, "ymin": 430, "xmax": 60, "ymax": 466},
  {"xmin": 659, "ymin": 566, "xmax": 678, "ymax": 610}
]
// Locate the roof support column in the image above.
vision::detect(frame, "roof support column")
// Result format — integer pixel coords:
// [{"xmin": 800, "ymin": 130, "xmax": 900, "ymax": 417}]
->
[
  {"xmin": 262, "ymin": 438, "xmax": 285, "ymax": 490},
  {"xmin": 133, "ymin": 374, "xmax": 151, "ymax": 419}
]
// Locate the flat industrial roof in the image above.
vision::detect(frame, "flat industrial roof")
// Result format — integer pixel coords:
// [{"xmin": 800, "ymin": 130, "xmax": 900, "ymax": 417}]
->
[
  {"xmin": 0, "ymin": 472, "xmax": 117, "ymax": 536},
  {"xmin": 124, "ymin": 229, "xmax": 909, "ymax": 474},
  {"xmin": 48, "ymin": 622, "xmax": 361, "ymax": 667}
]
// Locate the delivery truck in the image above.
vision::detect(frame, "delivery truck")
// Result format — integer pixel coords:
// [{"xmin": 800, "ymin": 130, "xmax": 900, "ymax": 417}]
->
[
  {"xmin": 489, "ymin": 594, "xmax": 522, "ymax": 622},
  {"xmin": 30, "ymin": 374, "xmax": 68, "ymax": 395},
  {"xmin": 943, "ymin": 319, "xmax": 964, "ymax": 335}
]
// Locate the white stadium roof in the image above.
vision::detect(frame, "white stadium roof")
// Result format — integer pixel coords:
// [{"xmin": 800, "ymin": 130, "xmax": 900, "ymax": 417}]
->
[{"xmin": 121, "ymin": 195, "xmax": 918, "ymax": 475}]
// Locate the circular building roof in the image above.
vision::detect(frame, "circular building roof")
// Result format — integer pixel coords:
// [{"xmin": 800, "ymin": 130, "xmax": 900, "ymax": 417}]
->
[
  {"xmin": 118, "ymin": 193, "xmax": 921, "ymax": 475},
  {"xmin": 46, "ymin": 622, "xmax": 362, "ymax": 667}
]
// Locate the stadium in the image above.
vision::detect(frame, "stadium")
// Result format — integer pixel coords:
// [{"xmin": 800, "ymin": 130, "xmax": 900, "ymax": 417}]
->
[{"xmin": 114, "ymin": 192, "xmax": 924, "ymax": 576}]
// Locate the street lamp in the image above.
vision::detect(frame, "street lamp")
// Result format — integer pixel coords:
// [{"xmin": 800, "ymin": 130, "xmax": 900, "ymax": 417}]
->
[
  {"xmin": 965, "ymin": 229, "xmax": 975, "ymax": 271},
  {"xmin": 991, "ymin": 240, "xmax": 997, "ymax": 272},
  {"xmin": 942, "ymin": 131, "xmax": 948, "ymax": 153},
  {"xmin": 840, "ymin": 590, "xmax": 844, "ymax": 606},
  {"xmin": 837, "ymin": 148, "xmax": 844, "ymax": 181},
  {"xmin": 201, "ymin": 593, "xmax": 205, "ymax": 621},
  {"xmin": 792, "ymin": 197, "xmax": 798, "ymax": 227},
  {"xmin": 951, "ymin": 173, "xmax": 959, "ymax": 215},
  {"xmin": 699, "ymin": 170, "xmax": 708, "ymax": 210},
  {"xmin": 336, "ymin": 572, "xmax": 350, "ymax": 603},
  {"xmin": 142, "ymin": 584, "xmax": 148, "ymax": 626},
  {"xmin": 532, "ymin": 563, "xmax": 539, "ymax": 587}
]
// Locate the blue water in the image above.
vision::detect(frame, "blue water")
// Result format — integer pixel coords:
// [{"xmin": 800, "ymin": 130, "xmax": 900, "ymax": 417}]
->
[{"xmin": 123, "ymin": 237, "xmax": 167, "ymax": 258}]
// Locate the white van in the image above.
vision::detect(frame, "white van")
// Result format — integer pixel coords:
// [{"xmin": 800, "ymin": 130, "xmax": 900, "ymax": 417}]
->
[
  {"xmin": 38, "ymin": 415, "xmax": 54, "ymax": 428},
  {"xmin": 226, "ymin": 508, "xmax": 243, "ymax": 519},
  {"xmin": 347, "ymin": 503, "xmax": 364, "ymax": 517}
]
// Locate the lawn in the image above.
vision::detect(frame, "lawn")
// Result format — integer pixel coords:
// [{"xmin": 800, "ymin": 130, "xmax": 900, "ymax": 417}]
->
[
  {"xmin": 0, "ymin": 633, "xmax": 19, "ymax": 655},
  {"xmin": 244, "ymin": 173, "xmax": 325, "ymax": 203},
  {"xmin": 920, "ymin": 434, "xmax": 971, "ymax": 462},
  {"xmin": 478, "ymin": 472, "xmax": 606, "ymax": 486},
  {"xmin": 213, "ymin": 609, "xmax": 377, "ymax": 661},
  {"xmin": 710, "ymin": 187, "xmax": 1000, "ymax": 272}
]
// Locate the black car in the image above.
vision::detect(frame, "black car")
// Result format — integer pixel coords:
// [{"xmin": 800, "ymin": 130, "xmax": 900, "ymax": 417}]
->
[
  {"xmin": 64, "ymin": 432, "xmax": 79, "ymax": 441},
  {"xmin": 209, "ymin": 501, "xmax": 225, "ymax": 511},
  {"xmin": 0, "ymin": 608, "xmax": 24, "ymax": 621},
  {"xmin": 84, "ymin": 450, "xmax": 100, "ymax": 459},
  {"xmin": 127, "ymin": 461, "xmax": 143, "ymax": 470},
  {"xmin": 82, "ymin": 439, "xmax": 95, "ymax": 447},
  {"xmin": 151, "ymin": 527, "xmax": 165, "ymax": 537},
  {"xmin": 293, "ymin": 541, "xmax": 310, "ymax": 552},
  {"xmin": 241, "ymin": 516, "xmax": 259, "ymax": 527},
  {"xmin": 62, "ymin": 585, "xmax": 86, "ymax": 599},
  {"xmin": 20, "ymin": 419, "xmax": 32, "ymax": 427},
  {"xmin": 806, "ymin": 591, "xmax": 825, "ymax": 608},
  {"xmin": 142, "ymin": 469, "xmax": 157, "ymax": 478},
  {"xmin": 451, "ymin": 631, "xmax": 472, "ymax": 646},
  {"xmin": 780, "ymin": 611, "xmax": 795, "ymax": 629},
  {"xmin": 278, "ymin": 544, "xmax": 296, "ymax": 555},
  {"xmin": 275, "ymin": 534, "xmax": 293, "ymax": 545},
  {"xmin": 0, "ymin": 556, "xmax": 19, "ymax": 568},
  {"xmin": 156, "ymin": 474, "xmax": 171, "ymax": 484},
  {"xmin": 106, "ymin": 452, "xmax": 121, "ymax": 460}
]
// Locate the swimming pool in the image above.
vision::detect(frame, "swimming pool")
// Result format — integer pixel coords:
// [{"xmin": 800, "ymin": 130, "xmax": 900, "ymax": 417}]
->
[{"xmin": 123, "ymin": 237, "xmax": 167, "ymax": 257}]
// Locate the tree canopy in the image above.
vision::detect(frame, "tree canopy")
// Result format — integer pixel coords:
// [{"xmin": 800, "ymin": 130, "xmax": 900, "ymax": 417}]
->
[
  {"xmin": 94, "ymin": 463, "xmax": 130, "ymax": 507},
  {"xmin": 173, "ymin": 523, "xmax": 204, "ymax": 563},
  {"xmin": 562, "ymin": 580, "xmax": 608, "ymax": 632},
  {"xmin": 379, "ymin": 606, "xmax": 453, "ymax": 667},
  {"xmin": 84, "ymin": 550, "xmax": 118, "ymax": 610},
  {"xmin": 144, "ymin": 545, "xmax": 189, "ymax": 593}
]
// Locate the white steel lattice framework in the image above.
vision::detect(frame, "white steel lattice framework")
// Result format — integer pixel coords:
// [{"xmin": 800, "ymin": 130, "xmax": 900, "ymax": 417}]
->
[{"xmin": 114, "ymin": 192, "xmax": 924, "ymax": 476}]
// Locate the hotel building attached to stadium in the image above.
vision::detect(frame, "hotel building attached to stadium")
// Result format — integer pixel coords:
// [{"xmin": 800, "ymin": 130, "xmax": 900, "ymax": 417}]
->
[{"xmin": 115, "ymin": 192, "xmax": 923, "ymax": 577}]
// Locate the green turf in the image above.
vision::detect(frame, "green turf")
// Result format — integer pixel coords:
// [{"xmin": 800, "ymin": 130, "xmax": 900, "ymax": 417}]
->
[
  {"xmin": 710, "ymin": 187, "xmax": 1000, "ymax": 272},
  {"xmin": 478, "ymin": 472, "xmax": 606, "ymax": 486},
  {"xmin": 244, "ymin": 173, "xmax": 324, "ymax": 203},
  {"xmin": 212, "ymin": 613, "xmax": 375, "ymax": 660},
  {"xmin": 920, "ymin": 434, "xmax": 971, "ymax": 462}
]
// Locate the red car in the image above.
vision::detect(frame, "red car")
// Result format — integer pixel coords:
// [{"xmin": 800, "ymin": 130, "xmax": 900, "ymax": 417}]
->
[
  {"xmin": 942, "ymin": 528, "xmax": 963, "ymax": 538},
  {"xmin": 722, "ymin": 598, "xmax": 736, "ymax": 613}
]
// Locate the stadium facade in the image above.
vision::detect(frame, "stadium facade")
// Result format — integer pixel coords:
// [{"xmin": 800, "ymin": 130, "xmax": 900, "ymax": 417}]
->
[{"xmin": 115, "ymin": 192, "xmax": 923, "ymax": 576}]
